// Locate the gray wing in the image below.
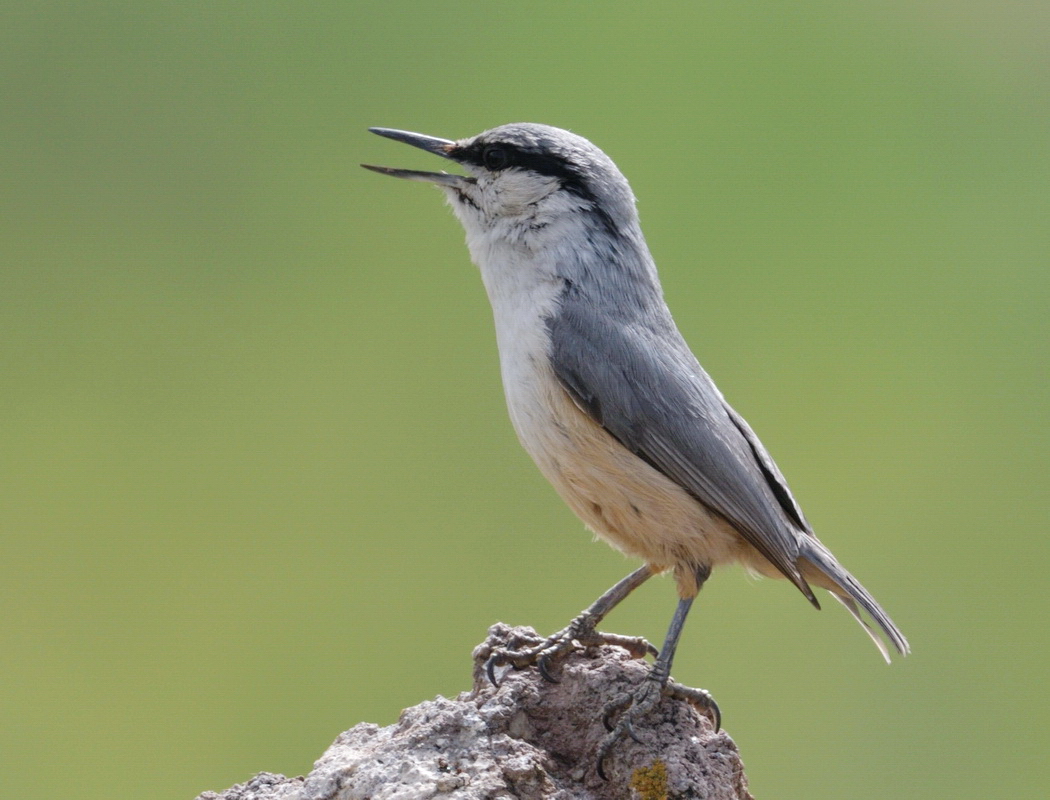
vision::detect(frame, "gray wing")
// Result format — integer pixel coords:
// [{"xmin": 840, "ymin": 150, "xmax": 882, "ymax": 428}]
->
[{"xmin": 547, "ymin": 300, "xmax": 819, "ymax": 605}]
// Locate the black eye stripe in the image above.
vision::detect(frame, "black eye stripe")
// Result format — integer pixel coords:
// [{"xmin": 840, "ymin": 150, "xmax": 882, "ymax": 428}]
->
[
  {"xmin": 453, "ymin": 141, "xmax": 596, "ymax": 202},
  {"xmin": 456, "ymin": 142, "xmax": 572, "ymax": 179}
]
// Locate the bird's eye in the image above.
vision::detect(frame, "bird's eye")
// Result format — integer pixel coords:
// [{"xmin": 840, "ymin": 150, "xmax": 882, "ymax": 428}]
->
[{"xmin": 482, "ymin": 145, "xmax": 509, "ymax": 170}]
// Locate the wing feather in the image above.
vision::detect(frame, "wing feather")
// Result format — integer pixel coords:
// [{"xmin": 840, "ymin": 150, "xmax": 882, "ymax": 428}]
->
[{"xmin": 548, "ymin": 300, "xmax": 818, "ymax": 604}]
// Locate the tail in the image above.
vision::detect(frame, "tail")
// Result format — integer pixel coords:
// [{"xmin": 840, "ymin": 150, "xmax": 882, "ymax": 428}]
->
[{"xmin": 799, "ymin": 538, "xmax": 910, "ymax": 663}]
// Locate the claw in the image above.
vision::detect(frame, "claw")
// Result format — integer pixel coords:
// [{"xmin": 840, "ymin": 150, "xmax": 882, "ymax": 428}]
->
[
  {"xmin": 537, "ymin": 653, "xmax": 559, "ymax": 684},
  {"xmin": 596, "ymin": 708, "xmax": 638, "ymax": 780},
  {"xmin": 485, "ymin": 655, "xmax": 501, "ymax": 687},
  {"xmin": 665, "ymin": 682, "xmax": 721, "ymax": 732},
  {"xmin": 596, "ymin": 750, "xmax": 611, "ymax": 782},
  {"xmin": 595, "ymin": 711, "xmax": 640, "ymax": 782}
]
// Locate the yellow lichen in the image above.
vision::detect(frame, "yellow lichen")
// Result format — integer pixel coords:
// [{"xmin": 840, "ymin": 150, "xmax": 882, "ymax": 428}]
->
[{"xmin": 629, "ymin": 759, "xmax": 668, "ymax": 800}]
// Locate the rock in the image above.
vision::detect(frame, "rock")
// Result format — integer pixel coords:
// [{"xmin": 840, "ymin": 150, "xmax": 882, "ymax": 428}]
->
[{"xmin": 196, "ymin": 623, "xmax": 752, "ymax": 800}]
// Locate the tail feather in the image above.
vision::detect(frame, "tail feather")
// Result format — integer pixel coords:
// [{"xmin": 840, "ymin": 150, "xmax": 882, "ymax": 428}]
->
[
  {"xmin": 829, "ymin": 593, "xmax": 893, "ymax": 663},
  {"xmin": 799, "ymin": 539, "xmax": 910, "ymax": 661}
]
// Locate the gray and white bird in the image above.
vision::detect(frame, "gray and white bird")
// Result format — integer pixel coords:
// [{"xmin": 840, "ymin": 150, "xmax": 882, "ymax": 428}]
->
[{"xmin": 363, "ymin": 123, "xmax": 908, "ymax": 772}]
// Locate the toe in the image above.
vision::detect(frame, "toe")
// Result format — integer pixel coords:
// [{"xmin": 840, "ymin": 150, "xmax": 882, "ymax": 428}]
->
[{"xmin": 601, "ymin": 693, "xmax": 633, "ymax": 731}]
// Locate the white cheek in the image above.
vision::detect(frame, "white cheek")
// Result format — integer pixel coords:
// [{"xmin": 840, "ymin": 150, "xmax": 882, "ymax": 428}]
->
[{"xmin": 488, "ymin": 172, "xmax": 557, "ymax": 215}]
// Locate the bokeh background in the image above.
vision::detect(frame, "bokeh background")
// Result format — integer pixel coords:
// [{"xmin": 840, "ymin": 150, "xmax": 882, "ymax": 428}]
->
[{"xmin": 2, "ymin": 2, "xmax": 1047, "ymax": 798}]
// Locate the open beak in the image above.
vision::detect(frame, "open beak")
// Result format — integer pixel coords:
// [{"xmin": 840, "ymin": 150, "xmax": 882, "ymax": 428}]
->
[{"xmin": 362, "ymin": 127, "xmax": 473, "ymax": 187}]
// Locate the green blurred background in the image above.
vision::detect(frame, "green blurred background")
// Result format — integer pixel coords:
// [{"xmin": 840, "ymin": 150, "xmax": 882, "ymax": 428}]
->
[{"xmin": 2, "ymin": 2, "xmax": 1047, "ymax": 797}]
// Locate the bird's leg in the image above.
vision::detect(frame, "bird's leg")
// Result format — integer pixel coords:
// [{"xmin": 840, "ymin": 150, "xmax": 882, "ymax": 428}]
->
[
  {"xmin": 485, "ymin": 565, "xmax": 657, "ymax": 684},
  {"xmin": 596, "ymin": 566, "xmax": 719, "ymax": 780}
]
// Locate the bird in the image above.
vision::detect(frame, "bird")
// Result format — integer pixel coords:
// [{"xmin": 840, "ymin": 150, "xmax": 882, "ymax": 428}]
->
[{"xmin": 362, "ymin": 123, "xmax": 909, "ymax": 776}]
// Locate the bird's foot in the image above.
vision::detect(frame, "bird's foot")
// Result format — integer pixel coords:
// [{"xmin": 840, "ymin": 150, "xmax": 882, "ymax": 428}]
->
[
  {"xmin": 596, "ymin": 675, "xmax": 720, "ymax": 780},
  {"xmin": 484, "ymin": 615, "xmax": 656, "ymax": 685}
]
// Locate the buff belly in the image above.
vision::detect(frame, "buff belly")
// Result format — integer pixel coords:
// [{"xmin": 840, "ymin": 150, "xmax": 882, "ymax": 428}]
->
[{"xmin": 503, "ymin": 351, "xmax": 764, "ymax": 598}]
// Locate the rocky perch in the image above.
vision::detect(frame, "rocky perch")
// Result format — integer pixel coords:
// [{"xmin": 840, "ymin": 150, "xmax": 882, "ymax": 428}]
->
[{"xmin": 196, "ymin": 623, "xmax": 752, "ymax": 800}]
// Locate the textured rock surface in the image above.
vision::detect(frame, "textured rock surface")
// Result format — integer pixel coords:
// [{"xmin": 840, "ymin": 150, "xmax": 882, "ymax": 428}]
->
[{"xmin": 196, "ymin": 623, "xmax": 752, "ymax": 800}]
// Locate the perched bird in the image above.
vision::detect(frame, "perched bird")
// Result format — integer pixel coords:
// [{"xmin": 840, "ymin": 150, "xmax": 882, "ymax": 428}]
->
[{"xmin": 363, "ymin": 123, "xmax": 908, "ymax": 775}]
